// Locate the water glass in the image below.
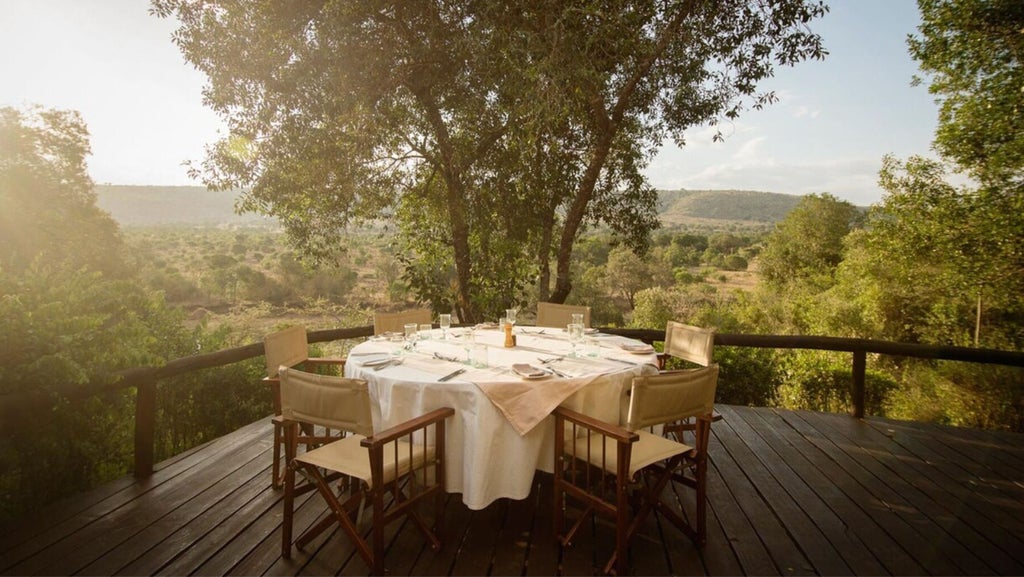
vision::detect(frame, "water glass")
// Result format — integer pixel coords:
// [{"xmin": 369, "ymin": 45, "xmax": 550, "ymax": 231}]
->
[
  {"xmin": 571, "ymin": 312, "xmax": 584, "ymax": 327},
  {"xmin": 439, "ymin": 314, "xmax": 452, "ymax": 339},
  {"xmin": 419, "ymin": 323, "xmax": 432, "ymax": 339},
  {"xmin": 404, "ymin": 322, "xmax": 418, "ymax": 347},
  {"xmin": 388, "ymin": 331, "xmax": 405, "ymax": 358},
  {"xmin": 567, "ymin": 323, "xmax": 585, "ymax": 357},
  {"xmin": 470, "ymin": 344, "xmax": 488, "ymax": 368},
  {"xmin": 461, "ymin": 329, "xmax": 476, "ymax": 363}
]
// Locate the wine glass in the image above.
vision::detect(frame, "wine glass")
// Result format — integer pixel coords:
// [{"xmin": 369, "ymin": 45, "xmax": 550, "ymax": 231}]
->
[{"xmin": 439, "ymin": 313, "xmax": 452, "ymax": 339}]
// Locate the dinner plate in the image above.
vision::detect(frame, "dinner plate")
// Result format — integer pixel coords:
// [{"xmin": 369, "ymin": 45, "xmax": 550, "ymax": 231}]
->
[
  {"xmin": 362, "ymin": 357, "xmax": 394, "ymax": 367},
  {"xmin": 584, "ymin": 328, "xmax": 599, "ymax": 334},
  {"xmin": 619, "ymin": 343, "xmax": 655, "ymax": 354}
]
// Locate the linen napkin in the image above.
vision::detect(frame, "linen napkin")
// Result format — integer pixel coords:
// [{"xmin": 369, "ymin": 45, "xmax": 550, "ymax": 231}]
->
[{"xmin": 473, "ymin": 371, "xmax": 601, "ymax": 435}]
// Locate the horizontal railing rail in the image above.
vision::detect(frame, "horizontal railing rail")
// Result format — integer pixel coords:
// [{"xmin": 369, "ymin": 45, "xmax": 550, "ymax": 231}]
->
[{"xmin": 1, "ymin": 324, "xmax": 1021, "ymax": 477}]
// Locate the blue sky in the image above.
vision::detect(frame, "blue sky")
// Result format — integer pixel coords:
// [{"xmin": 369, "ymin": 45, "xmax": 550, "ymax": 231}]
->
[{"xmin": 1, "ymin": 0, "xmax": 939, "ymax": 206}]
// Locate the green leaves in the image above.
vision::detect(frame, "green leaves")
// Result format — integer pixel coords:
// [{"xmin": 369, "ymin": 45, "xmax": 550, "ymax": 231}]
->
[{"xmin": 909, "ymin": 0, "xmax": 1024, "ymax": 186}]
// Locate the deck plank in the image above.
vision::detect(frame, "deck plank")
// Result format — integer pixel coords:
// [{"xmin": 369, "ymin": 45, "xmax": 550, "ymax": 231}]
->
[
  {"xmin": 804, "ymin": 410, "xmax": 1007, "ymax": 575},
  {"xmin": 720, "ymin": 406, "xmax": 884, "ymax": 575},
  {"xmin": 2, "ymin": 406, "xmax": 1022, "ymax": 577}
]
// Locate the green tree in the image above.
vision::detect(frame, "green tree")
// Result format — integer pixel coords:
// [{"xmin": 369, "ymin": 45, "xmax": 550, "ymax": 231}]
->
[
  {"xmin": 154, "ymin": 0, "xmax": 828, "ymax": 321},
  {"xmin": 909, "ymin": 0, "xmax": 1024, "ymax": 187},
  {"xmin": 0, "ymin": 106, "xmax": 124, "ymax": 275},
  {"xmin": 902, "ymin": 0, "xmax": 1024, "ymax": 346},
  {"xmin": 841, "ymin": 155, "xmax": 1024, "ymax": 348},
  {"xmin": 758, "ymin": 193, "xmax": 863, "ymax": 289}
]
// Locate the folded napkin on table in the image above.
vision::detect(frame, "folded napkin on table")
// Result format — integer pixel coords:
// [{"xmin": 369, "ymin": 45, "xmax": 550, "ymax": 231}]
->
[
  {"xmin": 474, "ymin": 371, "xmax": 600, "ymax": 435},
  {"xmin": 511, "ymin": 363, "xmax": 547, "ymax": 378}
]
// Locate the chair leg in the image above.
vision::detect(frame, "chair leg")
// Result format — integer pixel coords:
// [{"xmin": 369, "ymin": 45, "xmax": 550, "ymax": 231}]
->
[
  {"xmin": 281, "ymin": 460, "xmax": 294, "ymax": 558},
  {"xmin": 695, "ymin": 457, "xmax": 708, "ymax": 547},
  {"xmin": 272, "ymin": 419, "xmax": 283, "ymax": 490}
]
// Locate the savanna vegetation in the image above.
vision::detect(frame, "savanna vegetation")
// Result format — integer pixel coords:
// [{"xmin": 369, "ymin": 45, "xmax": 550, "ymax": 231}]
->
[{"xmin": 1, "ymin": 0, "xmax": 1021, "ymax": 525}]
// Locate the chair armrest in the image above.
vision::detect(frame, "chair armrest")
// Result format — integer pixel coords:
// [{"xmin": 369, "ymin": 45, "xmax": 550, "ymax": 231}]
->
[
  {"xmin": 554, "ymin": 406, "xmax": 639, "ymax": 444},
  {"xmin": 303, "ymin": 357, "xmax": 347, "ymax": 366},
  {"xmin": 361, "ymin": 407, "xmax": 456, "ymax": 448}
]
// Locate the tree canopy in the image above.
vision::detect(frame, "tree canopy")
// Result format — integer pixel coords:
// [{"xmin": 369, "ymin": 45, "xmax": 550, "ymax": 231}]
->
[
  {"xmin": 154, "ymin": 0, "xmax": 827, "ymax": 321},
  {"xmin": 0, "ymin": 106, "xmax": 124, "ymax": 275},
  {"xmin": 758, "ymin": 193, "xmax": 863, "ymax": 289},
  {"xmin": 909, "ymin": 0, "xmax": 1024, "ymax": 187}
]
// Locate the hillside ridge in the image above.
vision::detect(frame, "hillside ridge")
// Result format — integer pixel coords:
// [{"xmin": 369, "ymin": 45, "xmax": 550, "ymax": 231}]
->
[{"xmin": 96, "ymin": 184, "xmax": 807, "ymax": 228}]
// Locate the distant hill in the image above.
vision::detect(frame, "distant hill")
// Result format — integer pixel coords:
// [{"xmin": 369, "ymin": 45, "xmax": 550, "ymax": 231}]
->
[
  {"xmin": 657, "ymin": 189, "xmax": 802, "ymax": 227},
  {"xmin": 95, "ymin": 185, "xmax": 275, "ymax": 227},
  {"xmin": 96, "ymin": 185, "xmax": 806, "ymax": 229}
]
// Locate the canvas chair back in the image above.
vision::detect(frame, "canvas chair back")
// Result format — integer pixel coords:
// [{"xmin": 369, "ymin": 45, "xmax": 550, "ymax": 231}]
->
[
  {"xmin": 663, "ymin": 321, "xmax": 714, "ymax": 366},
  {"xmin": 278, "ymin": 366, "xmax": 373, "ymax": 437},
  {"xmin": 536, "ymin": 302, "xmax": 591, "ymax": 328},
  {"xmin": 625, "ymin": 365, "xmax": 718, "ymax": 431},
  {"xmin": 373, "ymin": 308, "xmax": 432, "ymax": 335},
  {"xmin": 265, "ymin": 326, "xmax": 309, "ymax": 377}
]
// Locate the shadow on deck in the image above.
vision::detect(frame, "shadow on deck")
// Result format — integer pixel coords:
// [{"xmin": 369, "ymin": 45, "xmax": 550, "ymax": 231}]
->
[{"xmin": 2, "ymin": 405, "xmax": 1023, "ymax": 576}]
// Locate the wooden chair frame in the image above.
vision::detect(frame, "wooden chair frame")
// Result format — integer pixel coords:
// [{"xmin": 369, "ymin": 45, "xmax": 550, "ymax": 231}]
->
[
  {"xmin": 554, "ymin": 367, "xmax": 718, "ymax": 575},
  {"xmin": 263, "ymin": 326, "xmax": 346, "ymax": 489},
  {"xmin": 281, "ymin": 404, "xmax": 454, "ymax": 575}
]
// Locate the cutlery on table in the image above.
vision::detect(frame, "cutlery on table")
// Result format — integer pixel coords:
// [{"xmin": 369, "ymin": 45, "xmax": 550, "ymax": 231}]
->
[
  {"xmin": 438, "ymin": 368, "xmax": 466, "ymax": 382},
  {"xmin": 549, "ymin": 367, "xmax": 572, "ymax": 379},
  {"xmin": 373, "ymin": 359, "xmax": 402, "ymax": 371}
]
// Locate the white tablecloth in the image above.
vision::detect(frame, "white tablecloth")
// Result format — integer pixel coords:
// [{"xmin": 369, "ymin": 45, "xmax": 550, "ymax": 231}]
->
[{"xmin": 344, "ymin": 326, "xmax": 659, "ymax": 510}]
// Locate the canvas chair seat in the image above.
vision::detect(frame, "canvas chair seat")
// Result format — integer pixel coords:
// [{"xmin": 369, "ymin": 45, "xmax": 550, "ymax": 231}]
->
[
  {"xmin": 295, "ymin": 434, "xmax": 436, "ymax": 489},
  {"xmin": 565, "ymin": 429, "xmax": 693, "ymax": 479}
]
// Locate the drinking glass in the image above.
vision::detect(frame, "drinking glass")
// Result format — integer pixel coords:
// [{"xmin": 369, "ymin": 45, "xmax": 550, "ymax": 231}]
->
[
  {"xmin": 567, "ymin": 322, "xmax": 585, "ymax": 357},
  {"xmin": 461, "ymin": 329, "xmax": 476, "ymax": 363},
  {"xmin": 470, "ymin": 344, "xmax": 488, "ymax": 368},
  {"xmin": 388, "ymin": 331, "xmax": 405, "ymax": 358},
  {"xmin": 439, "ymin": 314, "xmax": 452, "ymax": 339},
  {"xmin": 418, "ymin": 323, "xmax": 432, "ymax": 340},
  {"xmin": 505, "ymin": 308, "xmax": 517, "ymax": 328},
  {"xmin": 404, "ymin": 323, "xmax": 419, "ymax": 349},
  {"xmin": 571, "ymin": 312, "xmax": 584, "ymax": 327}
]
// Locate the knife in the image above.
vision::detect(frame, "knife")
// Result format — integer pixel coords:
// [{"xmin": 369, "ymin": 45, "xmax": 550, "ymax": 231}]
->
[{"xmin": 438, "ymin": 368, "xmax": 466, "ymax": 382}]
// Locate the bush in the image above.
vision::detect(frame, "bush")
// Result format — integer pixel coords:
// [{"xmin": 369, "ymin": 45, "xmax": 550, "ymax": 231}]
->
[{"xmin": 723, "ymin": 254, "xmax": 748, "ymax": 271}]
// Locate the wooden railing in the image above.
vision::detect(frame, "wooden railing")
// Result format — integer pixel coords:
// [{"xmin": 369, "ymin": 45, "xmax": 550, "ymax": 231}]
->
[{"xmin": 1, "ymin": 325, "xmax": 1021, "ymax": 478}]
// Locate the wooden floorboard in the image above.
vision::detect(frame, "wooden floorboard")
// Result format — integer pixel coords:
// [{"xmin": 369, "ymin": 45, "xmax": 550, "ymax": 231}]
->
[{"xmin": 2, "ymin": 406, "xmax": 1022, "ymax": 576}]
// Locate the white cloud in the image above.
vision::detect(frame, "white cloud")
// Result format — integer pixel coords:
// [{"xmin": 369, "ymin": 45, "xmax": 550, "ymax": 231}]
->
[{"xmin": 792, "ymin": 105, "xmax": 821, "ymax": 119}]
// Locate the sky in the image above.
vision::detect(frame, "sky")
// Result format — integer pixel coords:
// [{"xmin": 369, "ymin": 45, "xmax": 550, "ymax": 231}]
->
[{"xmin": 0, "ymin": 0, "xmax": 939, "ymax": 207}]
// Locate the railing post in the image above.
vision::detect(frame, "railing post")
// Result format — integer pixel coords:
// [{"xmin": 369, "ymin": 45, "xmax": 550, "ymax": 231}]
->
[
  {"xmin": 851, "ymin": 350, "xmax": 866, "ymax": 419},
  {"xmin": 134, "ymin": 381, "xmax": 156, "ymax": 478}
]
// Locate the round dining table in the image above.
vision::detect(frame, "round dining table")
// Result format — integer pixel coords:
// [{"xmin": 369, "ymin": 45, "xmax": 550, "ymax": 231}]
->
[{"xmin": 344, "ymin": 325, "xmax": 660, "ymax": 510}]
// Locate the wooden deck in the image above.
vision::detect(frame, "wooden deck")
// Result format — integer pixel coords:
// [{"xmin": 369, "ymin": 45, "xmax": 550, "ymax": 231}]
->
[{"xmin": 2, "ymin": 405, "xmax": 1023, "ymax": 576}]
